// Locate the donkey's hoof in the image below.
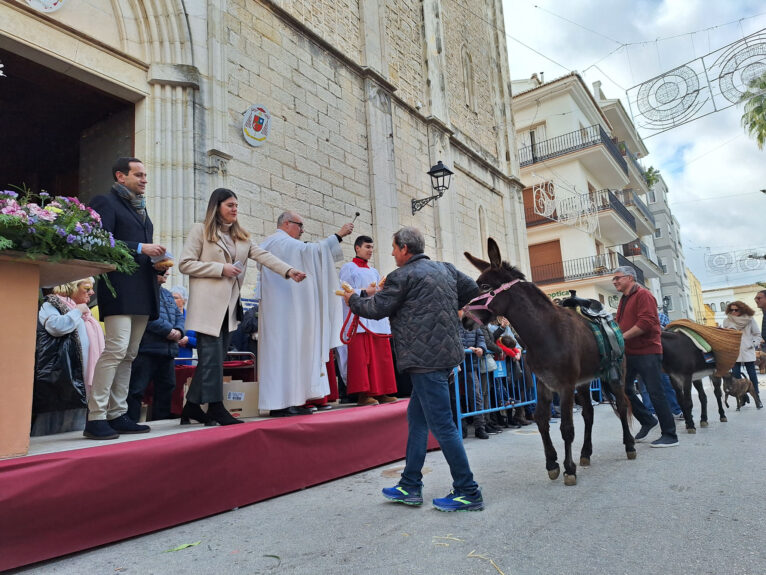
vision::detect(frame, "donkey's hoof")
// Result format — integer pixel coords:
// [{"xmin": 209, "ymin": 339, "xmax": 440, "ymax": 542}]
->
[
  {"xmin": 626, "ymin": 450, "xmax": 637, "ymax": 460},
  {"xmin": 579, "ymin": 457, "xmax": 590, "ymax": 467},
  {"xmin": 700, "ymin": 421, "xmax": 709, "ymax": 428},
  {"xmin": 548, "ymin": 466, "xmax": 560, "ymax": 480},
  {"xmin": 720, "ymin": 417, "xmax": 728, "ymax": 423},
  {"xmin": 563, "ymin": 474, "xmax": 577, "ymax": 486},
  {"xmin": 686, "ymin": 428, "xmax": 696, "ymax": 434}
]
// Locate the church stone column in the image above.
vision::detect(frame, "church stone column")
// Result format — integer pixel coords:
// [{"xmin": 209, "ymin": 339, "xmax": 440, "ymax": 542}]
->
[{"xmin": 359, "ymin": 0, "xmax": 399, "ymax": 275}]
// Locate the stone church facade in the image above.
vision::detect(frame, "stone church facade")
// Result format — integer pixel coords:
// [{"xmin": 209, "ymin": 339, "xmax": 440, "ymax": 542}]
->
[{"xmin": 0, "ymin": 0, "xmax": 526, "ymax": 281}]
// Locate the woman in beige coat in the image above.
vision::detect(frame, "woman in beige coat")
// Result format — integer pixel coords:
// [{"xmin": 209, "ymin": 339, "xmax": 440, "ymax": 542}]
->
[{"xmin": 179, "ymin": 188, "xmax": 306, "ymax": 425}]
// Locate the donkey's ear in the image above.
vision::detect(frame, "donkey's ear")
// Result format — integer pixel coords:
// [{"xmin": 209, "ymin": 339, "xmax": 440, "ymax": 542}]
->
[
  {"xmin": 487, "ymin": 238, "xmax": 502, "ymax": 267},
  {"xmin": 464, "ymin": 251, "xmax": 490, "ymax": 272}
]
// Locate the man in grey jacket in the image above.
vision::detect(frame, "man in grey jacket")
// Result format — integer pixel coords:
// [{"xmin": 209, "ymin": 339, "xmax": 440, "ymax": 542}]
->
[{"xmin": 344, "ymin": 227, "xmax": 483, "ymax": 511}]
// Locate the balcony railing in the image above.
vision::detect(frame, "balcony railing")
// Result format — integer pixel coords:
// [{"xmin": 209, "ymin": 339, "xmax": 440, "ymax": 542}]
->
[
  {"xmin": 519, "ymin": 124, "xmax": 628, "ymax": 173},
  {"xmin": 618, "ymin": 189, "xmax": 655, "ymax": 226},
  {"xmin": 530, "ymin": 251, "xmax": 643, "ymax": 285},
  {"xmin": 524, "ymin": 207, "xmax": 555, "ymax": 227},
  {"xmin": 623, "ymin": 147, "xmax": 646, "ymax": 178},
  {"xmin": 591, "ymin": 189, "xmax": 636, "ymax": 232}
]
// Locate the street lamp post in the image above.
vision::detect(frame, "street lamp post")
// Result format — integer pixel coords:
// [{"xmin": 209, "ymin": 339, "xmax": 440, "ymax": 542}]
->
[{"xmin": 411, "ymin": 160, "xmax": 454, "ymax": 215}]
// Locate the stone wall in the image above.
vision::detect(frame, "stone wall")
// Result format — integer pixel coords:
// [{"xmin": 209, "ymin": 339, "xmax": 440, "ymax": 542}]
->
[
  {"xmin": 385, "ymin": 0, "xmax": 427, "ymax": 111},
  {"xmin": 443, "ymin": 0, "xmax": 499, "ymax": 160},
  {"xmin": 223, "ymin": 1, "xmax": 369, "ymax": 261},
  {"xmin": 269, "ymin": 0, "xmax": 362, "ymax": 64}
]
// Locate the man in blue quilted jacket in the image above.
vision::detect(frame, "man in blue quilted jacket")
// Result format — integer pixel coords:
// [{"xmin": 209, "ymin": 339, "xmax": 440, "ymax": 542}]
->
[{"xmin": 344, "ymin": 226, "xmax": 483, "ymax": 512}]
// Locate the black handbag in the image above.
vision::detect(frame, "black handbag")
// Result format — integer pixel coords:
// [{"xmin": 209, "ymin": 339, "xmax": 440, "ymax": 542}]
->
[{"xmin": 236, "ymin": 297, "xmax": 244, "ymax": 322}]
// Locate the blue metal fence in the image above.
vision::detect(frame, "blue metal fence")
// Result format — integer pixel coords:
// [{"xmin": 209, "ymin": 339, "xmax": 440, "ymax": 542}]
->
[
  {"xmin": 452, "ymin": 350, "xmax": 537, "ymax": 424},
  {"xmin": 452, "ymin": 350, "xmax": 606, "ymax": 431}
]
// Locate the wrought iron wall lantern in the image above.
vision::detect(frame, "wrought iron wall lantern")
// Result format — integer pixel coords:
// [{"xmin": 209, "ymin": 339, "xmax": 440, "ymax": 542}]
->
[{"xmin": 411, "ymin": 161, "xmax": 454, "ymax": 215}]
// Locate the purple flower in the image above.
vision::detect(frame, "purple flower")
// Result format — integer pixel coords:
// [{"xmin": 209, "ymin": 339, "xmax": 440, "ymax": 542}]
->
[
  {"xmin": 1, "ymin": 190, "xmax": 18, "ymax": 199},
  {"xmin": 39, "ymin": 192, "xmax": 49, "ymax": 198},
  {"xmin": 66, "ymin": 234, "xmax": 77, "ymax": 244}
]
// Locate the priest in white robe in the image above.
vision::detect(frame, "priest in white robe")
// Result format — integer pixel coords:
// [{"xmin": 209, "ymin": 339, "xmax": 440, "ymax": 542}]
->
[{"xmin": 257, "ymin": 211, "xmax": 354, "ymax": 416}]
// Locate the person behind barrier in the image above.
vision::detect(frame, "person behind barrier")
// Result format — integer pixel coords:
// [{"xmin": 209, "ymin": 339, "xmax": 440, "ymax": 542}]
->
[
  {"xmin": 179, "ymin": 189, "xmax": 306, "ymax": 426},
  {"xmin": 170, "ymin": 285, "xmax": 196, "ymax": 366},
  {"xmin": 613, "ymin": 266, "xmax": 678, "ymax": 448},
  {"xmin": 32, "ymin": 278, "xmax": 104, "ymax": 436},
  {"xmin": 126, "ymin": 269, "xmax": 185, "ymax": 422},
  {"xmin": 456, "ymin": 311, "xmax": 490, "ymax": 439},
  {"xmin": 336, "ymin": 235, "xmax": 397, "ymax": 406},
  {"xmin": 723, "ymin": 301, "xmax": 763, "ymax": 409},
  {"xmin": 344, "ymin": 226, "xmax": 484, "ymax": 512}
]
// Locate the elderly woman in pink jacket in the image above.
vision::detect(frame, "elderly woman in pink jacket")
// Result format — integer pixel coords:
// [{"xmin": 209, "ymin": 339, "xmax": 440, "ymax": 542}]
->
[{"xmin": 179, "ymin": 188, "xmax": 306, "ymax": 426}]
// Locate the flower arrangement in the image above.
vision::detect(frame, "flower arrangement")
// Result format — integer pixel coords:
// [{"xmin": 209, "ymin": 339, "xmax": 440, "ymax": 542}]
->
[{"xmin": 0, "ymin": 188, "xmax": 138, "ymax": 279}]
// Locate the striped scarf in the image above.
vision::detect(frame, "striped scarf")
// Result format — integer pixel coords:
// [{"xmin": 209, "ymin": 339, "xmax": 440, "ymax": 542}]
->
[{"xmin": 112, "ymin": 182, "xmax": 146, "ymax": 221}]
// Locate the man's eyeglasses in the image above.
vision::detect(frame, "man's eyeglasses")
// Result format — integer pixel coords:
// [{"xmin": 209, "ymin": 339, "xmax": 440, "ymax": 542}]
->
[
  {"xmin": 612, "ymin": 275, "xmax": 627, "ymax": 282},
  {"xmin": 288, "ymin": 220, "xmax": 304, "ymax": 230}
]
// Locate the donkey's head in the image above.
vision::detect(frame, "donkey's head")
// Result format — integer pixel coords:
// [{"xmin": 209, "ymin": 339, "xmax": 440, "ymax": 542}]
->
[{"xmin": 462, "ymin": 238, "xmax": 526, "ymax": 328}]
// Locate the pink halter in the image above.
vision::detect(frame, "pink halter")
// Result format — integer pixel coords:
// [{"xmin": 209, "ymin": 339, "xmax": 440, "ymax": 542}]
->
[{"xmin": 462, "ymin": 279, "xmax": 522, "ymax": 326}]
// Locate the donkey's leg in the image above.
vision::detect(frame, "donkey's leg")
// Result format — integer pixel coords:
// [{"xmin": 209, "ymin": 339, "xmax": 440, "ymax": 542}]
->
[
  {"xmin": 576, "ymin": 385, "xmax": 594, "ymax": 467},
  {"xmin": 693, "ymin": 379, "xmax": 708, "ymax": 427},
  {"xmin": 671, "ymin": 374, "xmax": 695, "ymax": 433},
  {"xmin": 558, "ymin": 387, "xmax": 577, "ymax": 486},
  {"xmin": 534, "ymin": 382, "xmax": 559, "ymax": 480},
  {"xmin": 712, "ymin": 376, "xmax": 727, "ymax": 422}
]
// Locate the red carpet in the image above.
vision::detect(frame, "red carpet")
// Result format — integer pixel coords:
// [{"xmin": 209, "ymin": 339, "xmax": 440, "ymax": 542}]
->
[{"xmin": 0, "ymin": 400, "xmax": 435, "ymax": 571}]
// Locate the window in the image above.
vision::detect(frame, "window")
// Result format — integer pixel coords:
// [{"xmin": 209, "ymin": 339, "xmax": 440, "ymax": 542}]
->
[
  {"xmin": 654, "ymin": 228, "xmax": 662, "ymax": 238},
  {"xmin": 461, "ymin": 46, "xmax": 475, "ymax": 111},
  {"xmin": 710, "ymin": 302, "xmax": 717, "ymax": 312},
  {"xmin": 648, "ymin": 189, "xmax": 656, "ymax": 203},
  {"xmin": 665, "ymin": 296, "xmax": 673, "ymax": 311},
  {"xmin": 720, "ymin": 301, "xmax": 726, "ymax": 310}
]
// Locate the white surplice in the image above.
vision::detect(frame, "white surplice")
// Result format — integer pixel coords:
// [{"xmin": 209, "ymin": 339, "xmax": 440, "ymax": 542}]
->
[
  {"xmin": 257, "ymin": 229, "xmax": 344, "ymax": 409},
  {"xmin": 336, "ymin": 259, "xmax": 391, "ymax": 381}
]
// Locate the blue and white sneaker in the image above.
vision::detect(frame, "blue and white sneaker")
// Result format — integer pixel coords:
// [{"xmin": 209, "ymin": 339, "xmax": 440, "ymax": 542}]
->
[
  {"xmin": 382, "ymin": 485, "xmax": 423, "ymax": 506},
  {"xmin": 432, "ymin": 489, "xmax": 484, "ymax": 512}
]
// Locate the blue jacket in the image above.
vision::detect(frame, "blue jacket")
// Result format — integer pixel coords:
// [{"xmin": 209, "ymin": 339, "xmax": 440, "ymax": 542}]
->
[{"xmin": 138, "ymin": 287, "xmax": 185, "ymax": 357}]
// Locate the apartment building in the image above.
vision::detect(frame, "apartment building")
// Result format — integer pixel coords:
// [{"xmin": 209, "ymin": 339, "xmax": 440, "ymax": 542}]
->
[{"xmin": 511, "ymin": 73, "xmax": 662, "ymax": 311}]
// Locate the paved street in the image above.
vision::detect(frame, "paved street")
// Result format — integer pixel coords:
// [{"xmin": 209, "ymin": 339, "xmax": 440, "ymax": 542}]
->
[{"xmin": 14, "ymin": 378, "xmax": 766, "ymax": 575}]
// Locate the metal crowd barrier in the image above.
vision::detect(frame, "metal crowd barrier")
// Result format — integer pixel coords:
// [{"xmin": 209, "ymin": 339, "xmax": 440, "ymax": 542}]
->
[
  {"xmin": 452, "ymin": 349, "xmax": 537, "ymax": 425},
  {"xmin": 452, "ymin": 351, "xmax": 606, "ymax": 431}
]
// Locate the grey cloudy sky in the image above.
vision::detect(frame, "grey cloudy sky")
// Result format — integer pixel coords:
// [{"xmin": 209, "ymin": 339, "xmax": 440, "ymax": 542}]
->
[{"xmin": 500, "ymin": 0, "xmax": 766, "ymax": 289}]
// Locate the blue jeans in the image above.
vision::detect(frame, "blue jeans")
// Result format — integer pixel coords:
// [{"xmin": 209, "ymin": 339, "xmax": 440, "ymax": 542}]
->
[
  {"xmin": 639, "ymin": 374, "xmax": 682, "ymax": 414},
  {"xmin": 732, "ymin": 362, "xmax": 761, "ymax": 400},
  {"xmin": 400, "ymin": 370, "xmax": 479, "ymax": 495}
]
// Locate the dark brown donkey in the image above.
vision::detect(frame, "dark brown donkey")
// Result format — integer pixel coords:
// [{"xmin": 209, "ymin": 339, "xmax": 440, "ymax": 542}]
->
[
  {"xmin": 463, "ymin": 239, "xmax": 636, "ymax": 486},
  {"xmin": 661, "ymin": 331, "xmax": 727, "ymax": 430}
]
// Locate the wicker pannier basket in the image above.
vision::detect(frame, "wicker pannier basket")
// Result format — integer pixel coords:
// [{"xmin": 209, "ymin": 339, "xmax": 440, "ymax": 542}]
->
[{"xmin": 666, "ymin": 319, "xmax": 742, "ymax": 376}]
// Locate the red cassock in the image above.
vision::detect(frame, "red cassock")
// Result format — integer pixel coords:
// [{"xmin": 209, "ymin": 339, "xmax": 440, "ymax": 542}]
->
[
  {"xmin": 305, "ymin": 350, "xmax": 339, "ymax": 406},
  {"xmin": 345, "ymin": 331, "xmax": 397, "ymax": 396}
]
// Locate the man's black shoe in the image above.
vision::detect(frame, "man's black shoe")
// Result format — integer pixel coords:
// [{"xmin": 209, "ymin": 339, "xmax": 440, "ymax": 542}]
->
[
  {"xmin": 269, "ymin": 406, "xmax": 314, "ymax": 417},
  {"xmin": 83, "ymin": 420, "xmax": 119, "ymax": 440},
  {"xmin": 108, "ymin": 414, "xmax": 150, "ymax": 434},
  {"xmin": 474, "ymin": 427, "xmax": 490, "ymax": 439},
  {"xmin": 634, "ymin": 420, "xmax": 658, "ymax": 442}
]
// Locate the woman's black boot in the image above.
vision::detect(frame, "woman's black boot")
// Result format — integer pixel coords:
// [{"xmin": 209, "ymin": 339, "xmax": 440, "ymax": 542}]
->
[
  {"xmin": 206, "ymin": 402, "xmax": 244, "ymax": 426},
  {"xmin": 180, "ymin": 402, "xmax": 210, "ymax": 425}
]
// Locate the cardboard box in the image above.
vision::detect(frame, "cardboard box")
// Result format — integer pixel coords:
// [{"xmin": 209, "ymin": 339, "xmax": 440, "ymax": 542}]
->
[
  {"xmin": 222, "ymin": 379, "xmax": 260, "ymax": 419},
  {"xmin": 183, "ymin": 376, "xmax": 259, "ymax": 420}
]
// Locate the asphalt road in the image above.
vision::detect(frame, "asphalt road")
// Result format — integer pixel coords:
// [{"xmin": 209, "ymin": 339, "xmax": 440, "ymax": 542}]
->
[{"xmin": 15, "ymin": 379, "xmax": 766, "ymax": 575}]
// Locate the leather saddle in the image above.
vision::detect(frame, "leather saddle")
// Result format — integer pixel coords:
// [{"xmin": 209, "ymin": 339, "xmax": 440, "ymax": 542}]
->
[{"xmin": 560, "ymin": 290, "xmax": 624, "ymax": 384}]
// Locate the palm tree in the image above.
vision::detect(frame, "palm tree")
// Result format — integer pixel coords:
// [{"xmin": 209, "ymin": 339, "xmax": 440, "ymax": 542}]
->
[
  {"xmin": 740, "ymin": 71, "xmax": 766, "ymax": 150},
  {"xmin": 644, "ymin": 166, "xmax": 660, "ymax": 188}
]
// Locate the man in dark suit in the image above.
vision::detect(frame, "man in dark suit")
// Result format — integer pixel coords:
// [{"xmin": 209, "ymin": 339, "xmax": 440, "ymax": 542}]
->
[{"xmin": 84, "ymin": 157, "xmax": 166, "ymax": 439}]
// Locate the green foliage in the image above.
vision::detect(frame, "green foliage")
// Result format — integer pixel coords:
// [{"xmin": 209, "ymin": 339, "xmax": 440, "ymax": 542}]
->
[
  {"xmin": 0, "ymin": 188, "xmax": 138, "ymax": 276},
  {"xmin": 644, "ymin": 166, "xmax": 660, "ymax": 188},
  {"xmin": 740, "ymin": 71, "xmax": 766, "ymax": 150}
]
